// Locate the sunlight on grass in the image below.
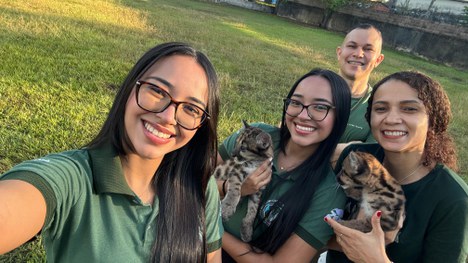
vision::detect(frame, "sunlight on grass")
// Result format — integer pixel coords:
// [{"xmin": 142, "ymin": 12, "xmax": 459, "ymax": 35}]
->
[
  {"xmin": 223, "ymin": 21, "xmax": 332, "ymax": 69},
  {"xmin": 0, "ymin": 0, "xmax": 154, "ymax": 33},
  {"xmin": 0, "ymin": 0, "xmax": 467, "ymax": 261}
]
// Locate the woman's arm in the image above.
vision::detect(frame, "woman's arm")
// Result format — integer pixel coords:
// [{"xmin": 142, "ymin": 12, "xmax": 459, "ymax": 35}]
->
[
  {"xmin": 222, "ymin": 232, "xmax": 317, "ymax": 263},
  {"xmin": 216, "ymin": 153, "xmax": 272, "ymax": 198},
  {"xmin": 207, "ymin": 248, "xmax": 222, "ymax": 263},
  {"xmin": 0, "ymin": 179, "xmax": 46, "ymax": 254}
]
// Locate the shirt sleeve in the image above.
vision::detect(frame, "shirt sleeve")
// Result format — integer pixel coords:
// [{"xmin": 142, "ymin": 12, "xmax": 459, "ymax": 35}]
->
[
  {"xmin": 0, "ymin": 153, "xmax": 88, "ymax": 234},
  {"xmin": 205, "ymin": 176, "xmax": 224, "ymax": 252},
  {"xmin": 295, "ymin": 170, "xmax": 347, "ymax": 249}
]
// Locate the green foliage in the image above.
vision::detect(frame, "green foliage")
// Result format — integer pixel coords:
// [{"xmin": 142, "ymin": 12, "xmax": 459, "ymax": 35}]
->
[
  {"xmin": 322, "ymin": 0, "xmax": 350, "ymax": 11},
  {"xmin": 0, "ymin": 0, "xmax": 467, "ymax": 261}
]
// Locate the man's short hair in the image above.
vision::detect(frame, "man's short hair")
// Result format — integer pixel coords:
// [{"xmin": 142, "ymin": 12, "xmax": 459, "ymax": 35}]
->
[{"xmin": 347, "ymin": 23, "xmax": 382, "ymax": 37}]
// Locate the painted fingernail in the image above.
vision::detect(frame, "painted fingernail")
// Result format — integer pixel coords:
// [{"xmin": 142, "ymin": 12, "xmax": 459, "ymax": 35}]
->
[
  {"xmin": 324, "ymin": 217, "xmax": 328, "ymax": 222},
  {"xmin": 377, "ymin": 211, "xmax": 382, "ymax": 218}
]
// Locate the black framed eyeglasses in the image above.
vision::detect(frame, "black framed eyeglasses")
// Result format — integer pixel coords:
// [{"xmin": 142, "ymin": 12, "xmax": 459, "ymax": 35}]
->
[
  {"xmin": 283, "ymin": 98, "xmax": 335, "ymax": 122},
  {"xmin": 135, "ymin": 80, "xmax": 210, "ymax": 130}
]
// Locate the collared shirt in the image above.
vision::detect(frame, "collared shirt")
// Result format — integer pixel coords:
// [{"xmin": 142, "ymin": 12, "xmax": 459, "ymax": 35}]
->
[
  {"xmin": 219, "ymin": 123, "xmax": 346, "ymax": 250},
  {"xmin": 340, "ymin": 86, "xmax": 376, "ymax": 143},
  {"xmin": 1, "ymin": 143, "xmax": 223, "ymax": 262}
]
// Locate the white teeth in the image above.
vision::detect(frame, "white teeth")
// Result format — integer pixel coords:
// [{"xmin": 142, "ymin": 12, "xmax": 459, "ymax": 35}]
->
[
  {"xmin": 348, "ymin": 61, "xmax": 364, "ymax": 66},
  {"xmin": 384, "ymin": 131, "xmax": 407, "ymax": 136},
  {"xmin": 144, "ymin": 122, "xmax": 171, "ymax": 139},
  {"xmin": 296, "ymin": 124, "xmax": 316, "ymax": 132}
]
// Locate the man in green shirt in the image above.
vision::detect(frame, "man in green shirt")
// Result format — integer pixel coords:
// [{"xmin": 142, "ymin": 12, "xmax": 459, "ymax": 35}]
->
[{"xmin": 333, "ymin": 24, "xmax": 385, "ymax": 163}]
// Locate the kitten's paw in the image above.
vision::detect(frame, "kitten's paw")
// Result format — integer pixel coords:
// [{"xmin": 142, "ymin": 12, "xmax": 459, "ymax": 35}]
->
[
  {"xmin": 240, "ymin": 227, "xmax": 253, "ymax": 242},
  {"xmin": 222, "ymin": 206, "xmax": 236, "ymax": 221}
]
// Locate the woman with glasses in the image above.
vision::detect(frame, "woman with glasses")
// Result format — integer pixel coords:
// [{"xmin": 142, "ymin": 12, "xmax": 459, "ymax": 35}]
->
[
  {"xmin": 217, "ymin": 68, "xmax": 351, "ymax": 262},
  {"xmin": 0, "ymin": 42, "xmax": 223, "ymax": 262},
  {"xmin": 325, "ymin": 71, "xmax": 468, "ymax": 263}
]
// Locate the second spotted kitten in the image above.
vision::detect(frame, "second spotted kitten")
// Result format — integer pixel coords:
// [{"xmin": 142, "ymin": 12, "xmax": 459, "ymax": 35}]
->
[
  {"xmin": 213, "ymin": 121, "xmax": 273, "ymax": 242},
  {"xmin": 336, "ymin": 151, "xmax": 406, "ymax": 232}
]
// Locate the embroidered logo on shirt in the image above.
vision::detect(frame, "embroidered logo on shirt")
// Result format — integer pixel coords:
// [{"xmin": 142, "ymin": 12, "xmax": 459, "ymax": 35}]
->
[
  {"xmin": 260, "ymin": 200, "xmax": 283, "ymax": 226},
  {"xmin": 347, "ymin": 124, "xmax": 364, "ymax": 130}
]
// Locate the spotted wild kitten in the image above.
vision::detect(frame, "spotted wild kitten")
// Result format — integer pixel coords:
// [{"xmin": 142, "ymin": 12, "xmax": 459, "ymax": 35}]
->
[
  {"xmin": 337, "ymin": 151, "xmax": 406, "ymax": 232},
  {"xmin": 213, "ymin": 121, "xmax": 274, "ymax": 242}
]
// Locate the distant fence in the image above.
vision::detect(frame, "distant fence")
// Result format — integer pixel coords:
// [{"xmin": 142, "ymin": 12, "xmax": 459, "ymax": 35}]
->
[
  {"xmin": 276, "ymin": 0, "xmax": 468, "ymax": 70},
  {"xmin": 212, "ymin": 0, "xmax": 468, "ymax": 70}
]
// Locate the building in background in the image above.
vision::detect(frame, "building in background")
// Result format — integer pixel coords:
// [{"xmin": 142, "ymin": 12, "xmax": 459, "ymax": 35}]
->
[{"xmin": 392, "ymin": 0, "xmax": 467, "ymax": 14}]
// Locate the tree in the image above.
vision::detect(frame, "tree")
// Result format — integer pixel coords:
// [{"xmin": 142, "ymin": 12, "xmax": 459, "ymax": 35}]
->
[
  {"xmin": 428, "ymin": 0, "xmax": 437, "ymax": 11},
  {"xmin": 320, "ymin": 0, "xmax": 350, "ymax": 29}
]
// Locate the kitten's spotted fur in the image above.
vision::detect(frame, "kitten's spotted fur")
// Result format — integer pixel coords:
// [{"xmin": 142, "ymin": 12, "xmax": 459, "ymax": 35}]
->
[
  {"xmin": 337, "ymin": 151, "xmax": 406, "ymax": 232},
  {"xmin": 213, "ymin": 121, "xmax": 273, "ymax": 242}
]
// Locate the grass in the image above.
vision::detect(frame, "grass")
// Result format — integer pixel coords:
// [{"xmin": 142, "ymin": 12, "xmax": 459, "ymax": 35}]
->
[{"xmin": 0, "ymin": 0, "xmax": 467, "ymax": 261}]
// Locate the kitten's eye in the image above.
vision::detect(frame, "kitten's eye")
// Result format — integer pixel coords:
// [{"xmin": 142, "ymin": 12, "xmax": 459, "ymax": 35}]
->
[{"xmin": 240, "ymin": 145, "xmax": 247, "ymax": 151}]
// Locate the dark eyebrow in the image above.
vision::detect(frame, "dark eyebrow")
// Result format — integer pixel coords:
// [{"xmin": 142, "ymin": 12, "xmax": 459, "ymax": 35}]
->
[
  {"xmin": 400, "ymin": 100, "xmax": 422, "ymax": 104},
  {"xmin": 291, "ymin": 94, "xmax": 333, "ymax": 105},
  {"xmin": 144, "ymin": 76, "xmax": 207, "ymax": 108},
  {"xmin": 373, "ymin": 100, "xmax": 422, "ymax": 105},
  {"xmin": 373, "ymin": 101, "xmax": 387, "ymax": 105},
  {"xmin": 314, "ymin": 98, "xmax": 334, "ymax": 105}
]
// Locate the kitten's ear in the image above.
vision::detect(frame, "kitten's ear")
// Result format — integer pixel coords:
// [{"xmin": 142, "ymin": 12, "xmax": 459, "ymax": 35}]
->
[
  {"xmin": 242, "ymin": 120, "xmax": 250, "ymax": 129},
  {"xmin": 348, "ymin": 151, "xmax": 360, "ymax": 174}
]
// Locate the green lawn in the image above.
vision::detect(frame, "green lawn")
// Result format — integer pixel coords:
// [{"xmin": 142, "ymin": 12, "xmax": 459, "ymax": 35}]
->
[{"xmin": 0, "ymin": 0, "xmax": 467, "ymax": 261}]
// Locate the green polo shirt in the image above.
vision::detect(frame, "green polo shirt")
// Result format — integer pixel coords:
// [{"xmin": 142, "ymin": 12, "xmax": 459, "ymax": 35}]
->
[
  {"xmin": 1, "ymin": 143, "xmax": 223, "ymax": 263},
  {"xmin": 339, "ymin": 87, "xmax": 375, "ymax": 143},
  {"xmin": 219, "ymin": 123, "xmax": 346, "ymax": 249}
]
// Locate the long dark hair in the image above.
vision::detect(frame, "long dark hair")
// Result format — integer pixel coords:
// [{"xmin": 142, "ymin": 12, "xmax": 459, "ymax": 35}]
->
[
  {"xmin": 366, "ymin": 71, "xmax": 457, "ymax": 171},
  {"xmin": 250, "ymin": 68, "xmax": 351, "ymax": 253},
  {"xmin": 87, "ymin": 42, "xmax": 220, "ymax": 262}
]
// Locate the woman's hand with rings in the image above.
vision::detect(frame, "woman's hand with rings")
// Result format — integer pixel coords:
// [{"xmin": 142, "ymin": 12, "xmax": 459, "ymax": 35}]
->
[{"xmin": 240, "ymin": 158, "xmax": 272, "ymax": 196}]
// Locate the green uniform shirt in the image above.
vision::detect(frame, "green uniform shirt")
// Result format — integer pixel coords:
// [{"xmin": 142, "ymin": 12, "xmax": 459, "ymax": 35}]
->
[
  {"xmin": 327, "ymin": 143, "xmax": 468, "ymax": 263},
  {"xmin": 219, "ymin": 123, "xmax": 346, "ymax": 249},
  {"xmin": 1, "ymin": 143, "xmax": 223, "ymax": 263},
  {"xmin": 339, "ymin": 87, "xmax": 375, "ymax": 143}
]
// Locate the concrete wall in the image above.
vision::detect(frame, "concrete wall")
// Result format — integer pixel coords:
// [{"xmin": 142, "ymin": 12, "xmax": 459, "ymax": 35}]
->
[
  {"xmin": 276, "ymin": 0, "xmax": 468, "ymax": 69},
  {"xmin": 218, "ymin": 0, "xmax": 275, "ymax": 13}
]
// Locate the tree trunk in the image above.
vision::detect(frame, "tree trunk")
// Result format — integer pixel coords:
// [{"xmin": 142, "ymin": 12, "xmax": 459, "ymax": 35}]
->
[
  {"xmin": 425, "ymin": 0, "xmax": 436, "ymax": 17},
  {"xmin": 320, "ymin": 10, "xmax": 333, "ymax": 29},
  {"xmin": 428, "ymin": 0, "xmax": 437, "ymax": 11}
]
